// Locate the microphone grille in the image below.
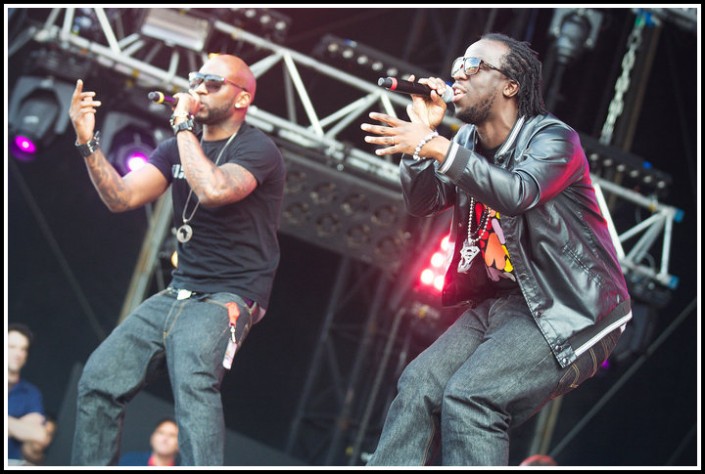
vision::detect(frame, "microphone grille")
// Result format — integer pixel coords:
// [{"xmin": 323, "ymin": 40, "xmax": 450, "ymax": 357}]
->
[{"xmin": 440, "ymin": 87, "xmax": 454, "ymax": 103}]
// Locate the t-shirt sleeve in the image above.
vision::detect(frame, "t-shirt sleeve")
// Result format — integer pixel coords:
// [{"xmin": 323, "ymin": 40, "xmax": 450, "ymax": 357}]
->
[
  {"xmin": 27, "ymin": 386, "xmax": 45, "ymax": 415},
  {"xmin": 15, "ymin": 382, "xmax": 45, "ymax": 417},
  {"xmin": 228, "ymin": 128, "xmax": 283, "ymax": 185},
  {"xmin": 147, "ymin": 137, "xmax": 178, "ymax": 183}
]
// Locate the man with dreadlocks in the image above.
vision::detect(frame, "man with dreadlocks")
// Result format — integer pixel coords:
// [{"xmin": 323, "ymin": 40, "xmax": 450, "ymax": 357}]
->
[{"xmin": 361, "ymin": 33, "xmax": 631, "ymax": 465}]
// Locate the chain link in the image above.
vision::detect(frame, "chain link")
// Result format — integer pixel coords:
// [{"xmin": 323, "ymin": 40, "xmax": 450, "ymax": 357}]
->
[{"xmin": 599, "ymin": 13, "xmax": 645, "ymax": 145}]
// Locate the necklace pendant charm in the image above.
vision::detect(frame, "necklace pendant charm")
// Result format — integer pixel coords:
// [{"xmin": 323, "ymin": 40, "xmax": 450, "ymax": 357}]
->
[
  {"xmin": 176, "ymin": 224, "xmax": 193, "ymax": 243},
  {"xmin": 457, "ymin": 240, "xmax": 480, "ymax": 274}
]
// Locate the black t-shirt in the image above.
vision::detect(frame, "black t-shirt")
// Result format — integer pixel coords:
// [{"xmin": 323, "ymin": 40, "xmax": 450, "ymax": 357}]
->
[{"xmin": 149, "ymin": 122, "xmax": 286, "ymax": 308}]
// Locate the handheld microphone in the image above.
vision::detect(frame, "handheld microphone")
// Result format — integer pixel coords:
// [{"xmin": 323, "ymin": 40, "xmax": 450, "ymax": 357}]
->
[
  {"xmin": 148, "ymin": 91, "xmax": 176, "ymax": 106},
  {"xmin": 377, "ymin": 77, "xmax": 453, "ymax": 103}
]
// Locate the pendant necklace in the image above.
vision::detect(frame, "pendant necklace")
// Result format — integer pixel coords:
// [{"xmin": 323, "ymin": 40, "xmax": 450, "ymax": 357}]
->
[
  {"xmin": 176, "ymin": 132, "xmax": 238, "ymax": 244},
  {"xmin": 457, "ymin": 196, "xmax": 490, "ymax": 273}
]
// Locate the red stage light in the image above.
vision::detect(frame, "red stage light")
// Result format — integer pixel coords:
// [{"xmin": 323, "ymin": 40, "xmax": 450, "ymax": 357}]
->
[{"xmin": 416, "ymin": 234, "xmax": 451, "ymax": 295}]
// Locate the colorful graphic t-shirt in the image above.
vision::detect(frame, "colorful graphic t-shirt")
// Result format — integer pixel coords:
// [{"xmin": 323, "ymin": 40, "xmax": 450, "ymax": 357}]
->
[{"xmin": 470, "ymin": 199, "xmax": 516, "ymax": 289}]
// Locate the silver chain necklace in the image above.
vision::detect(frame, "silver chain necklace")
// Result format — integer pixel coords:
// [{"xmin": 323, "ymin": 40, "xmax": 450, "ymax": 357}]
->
[
  {"xmin": 176, "ymin": 132, "xmax": 238, "ymax": 244},
  {"xmin": 457, "ymin": 196, "xmax": 490, "ymax": 273}
]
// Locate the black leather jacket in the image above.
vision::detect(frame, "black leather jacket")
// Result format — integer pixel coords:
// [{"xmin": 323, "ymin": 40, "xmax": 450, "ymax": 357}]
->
[{"xmin": 400, "ymin": 114, "xmax": 631, "ymax": 368}]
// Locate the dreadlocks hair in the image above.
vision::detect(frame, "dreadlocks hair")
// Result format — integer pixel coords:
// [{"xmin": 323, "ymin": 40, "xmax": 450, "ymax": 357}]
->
[{"xmin": 481, "ymin": 33, "xmax": 547, "ymax": 118}]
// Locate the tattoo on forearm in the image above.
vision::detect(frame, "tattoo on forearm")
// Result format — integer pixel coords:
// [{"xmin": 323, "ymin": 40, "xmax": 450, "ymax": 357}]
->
[
  {"xmin": 178, "ymin": 134, "xmax": 256, "ymax": 203},
  {"xmin": 181, "ymin": 137, "xmax": 211, "ymax": 195},
  {"xmin": 222, "ymin": 166, "xmax": 253, "ymax": 201},
  {"xmin": 85, "ymin": 152, "xmax": 130, "ymax": 211}
]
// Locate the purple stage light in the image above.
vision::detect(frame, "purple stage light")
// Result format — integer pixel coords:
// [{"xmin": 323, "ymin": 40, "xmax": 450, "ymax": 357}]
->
[{"xmin": 14, "ymin": 135, "xmax": 38, "ymax": 155}]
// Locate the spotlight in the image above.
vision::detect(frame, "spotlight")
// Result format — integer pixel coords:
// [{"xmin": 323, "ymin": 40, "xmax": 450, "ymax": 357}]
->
[
  {"xmin": 314, "ymin": 34, "xmax": 436, "ymax": 82},
  {"xmin": 544, "ymin": 9, "xmax": 603, "ymax": 111},
  {"xmin": 548, "ymin": 8, "xmax": 603, "ymax": 65},
  {"xmin": 9, "ymin": 76, "xmax": 73, "ymax": 160},
  {"xmin": 230, "ymin": 8, "xmax": 292, "ymax": 43},
  {"xmin": 122, "ymin": 144, "xmax": 150, "ymax": 173},
  {"xmin": 406, "ymin": 229, "xmax": 460, "ymax": 350},
  {"xmin": 580, "ymin": 133, "xmax": 672, "ymax": 196},
  {"xmin": 415, "ymin": 234, "xmax": 452, "ymax": 296},
  {"xmin": 277, "ymin": 141, "xmax": 412, "ymax": 271},
  {"xmin": 100, "ymin": 111, "xmax": 168, "ymax": 176},
  {"xmin": 69, "ymin": 8, "xmax": 130, "ymax": 43},
  {"xmin": 140, "ymin": 8, "xmax": 211, "ymax": 51},
  {"xmin": 13, "ymin": 135, "xmax": 38, "ymax": 155},
  {"xmin": 110, "ymin": 133, "xmax": 154, "ymax": 176}
]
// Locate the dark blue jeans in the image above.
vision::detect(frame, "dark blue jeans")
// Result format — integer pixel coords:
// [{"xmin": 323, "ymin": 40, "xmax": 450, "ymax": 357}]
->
[
  {"xmin": 71, "ymin": 288, "xmax": 253, "ymax": 466},
  {"xmin": 368, "ymin": 293, "xmax": 621, "ymax": 466}
]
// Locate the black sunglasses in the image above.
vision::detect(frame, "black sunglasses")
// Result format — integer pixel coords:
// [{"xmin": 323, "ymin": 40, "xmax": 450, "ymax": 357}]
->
[
  {"xmin": 188, "ymin": 72, "xmax": 248, "ymax": 93},
  {"xmin": 451, "ymin": 56, "xmax": 513, "ymax": 81}
]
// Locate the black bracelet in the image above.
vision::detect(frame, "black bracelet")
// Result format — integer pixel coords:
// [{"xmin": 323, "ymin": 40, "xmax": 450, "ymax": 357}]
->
[
  {"xmin": 172, "ymin": 119, "xmax": 195, "ymax": 135},
  {"xmin": 170, "ymin": 113, "xmax": 195, "ymax": 135},
  {"xmin": 75, "ymin": 131, "xmax": 101, "ymax": 158}
]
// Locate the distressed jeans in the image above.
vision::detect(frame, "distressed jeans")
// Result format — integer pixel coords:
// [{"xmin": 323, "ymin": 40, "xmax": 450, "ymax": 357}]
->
[
  {"xmin": 367, "ymin": 293, "xmax": 620, "ymax": 466},
  {"xmin": 71, "ymin": 288, "xmax": 253, "ymax": 466}
]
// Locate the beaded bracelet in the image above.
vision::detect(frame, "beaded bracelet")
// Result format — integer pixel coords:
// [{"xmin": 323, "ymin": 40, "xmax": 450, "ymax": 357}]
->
[{"xmin": 412, "ymin": 130, "xmax": 439, "ymax": 161}]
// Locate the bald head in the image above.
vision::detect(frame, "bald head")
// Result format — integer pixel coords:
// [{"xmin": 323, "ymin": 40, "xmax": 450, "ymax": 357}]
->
[{"xmin": 203, "ymin": 54, "xmax": 257, "ymax": 101}]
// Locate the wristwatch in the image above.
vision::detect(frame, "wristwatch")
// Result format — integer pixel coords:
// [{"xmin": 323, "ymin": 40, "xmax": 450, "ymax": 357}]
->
[
  {"xmin": 75, "ymin": 131, "xmax": 101, "ymax": 158},
  {"xmin": 170, "ymin": 114, "xmax": 195, "ymax": 135}
]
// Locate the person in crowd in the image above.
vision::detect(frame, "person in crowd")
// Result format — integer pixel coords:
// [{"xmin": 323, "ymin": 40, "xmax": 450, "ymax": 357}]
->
[
  {"xmin": 119, "ymin": 417, "xmax": 180, "ymax": 466},
  {"xmin": 8, "ymin": 323, "xmax": 55, "ymax": 465}
]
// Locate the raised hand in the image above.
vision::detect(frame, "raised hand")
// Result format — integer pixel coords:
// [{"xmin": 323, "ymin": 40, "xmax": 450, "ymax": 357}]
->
[{"xmin": 68, "ymin": 79, "xmax": 101, "ymax": 144}]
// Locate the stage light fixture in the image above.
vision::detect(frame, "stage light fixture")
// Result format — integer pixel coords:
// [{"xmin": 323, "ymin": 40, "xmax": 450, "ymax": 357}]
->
[
  {"xmin": 544, "ymin": 8, "xmax": 603, "ymax": 111},
  {"xmin": 230, "ymin": 8, "xmax": 292, "ymax": 43},
  {"xmin": 314, "ymin": 34, "xmax": 435, "ymax": 82},
  {"xmin": 120, "ymin": 143, "xmax": 151, "ymax": 173},
  {"xmin": 100, "ymin": 111, "xmax": 168, "ymax": 176},
  {"xmin": 278, "ymin": 141, "xmax": 412, "ymax": 271},
  {"xmin": 548, "ymin": 8, "xmax": 603, "ymax": 65},
  {"xmin": 416, "ymin": 234, "xmax": 451, "ymax": 296},
  {"xmin": 140, "ymin": 8, "xmax": 211, "ymax": 52},
  {"xmin": 69, "ymin": 7, "xmax": 130, "ymax": 44},
  {"xmin": 580, "ymin": 133, "xmax": 672, "ymax": 195},
  {"xmin": 9, "ymin": 76, "xmax": 74, "ymax": 160}
]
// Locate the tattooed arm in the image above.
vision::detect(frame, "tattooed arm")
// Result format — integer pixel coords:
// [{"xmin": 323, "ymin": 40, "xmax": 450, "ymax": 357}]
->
[
  {"xmin": 175, "ymin": 130, "xmax": 257, "ymax": 207},
  {"xmin": 69, "ymin": 80, "xmax": 168, "ymax": 212}
]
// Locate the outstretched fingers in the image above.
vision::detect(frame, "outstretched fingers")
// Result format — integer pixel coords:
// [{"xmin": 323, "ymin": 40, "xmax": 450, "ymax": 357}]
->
[
  {"xmin": 69, "ymin": 79, "xmax": 101, "ymax": 142},
  {"xmin": 71, "ymin": 79, "xmax": 101, "ymax": 113},
  {"xmin": 361, "ymin": 112, "xmax": 406, "ymax": 137},
  {"xmin": 360, "ymin": 114, "xmax": 404, "ymax": 156}
]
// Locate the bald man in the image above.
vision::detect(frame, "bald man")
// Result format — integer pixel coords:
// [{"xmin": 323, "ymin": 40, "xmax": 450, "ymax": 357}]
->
[{"xmin": 68, "ymin": 54, "xmax": 285, "ymax": 466}]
